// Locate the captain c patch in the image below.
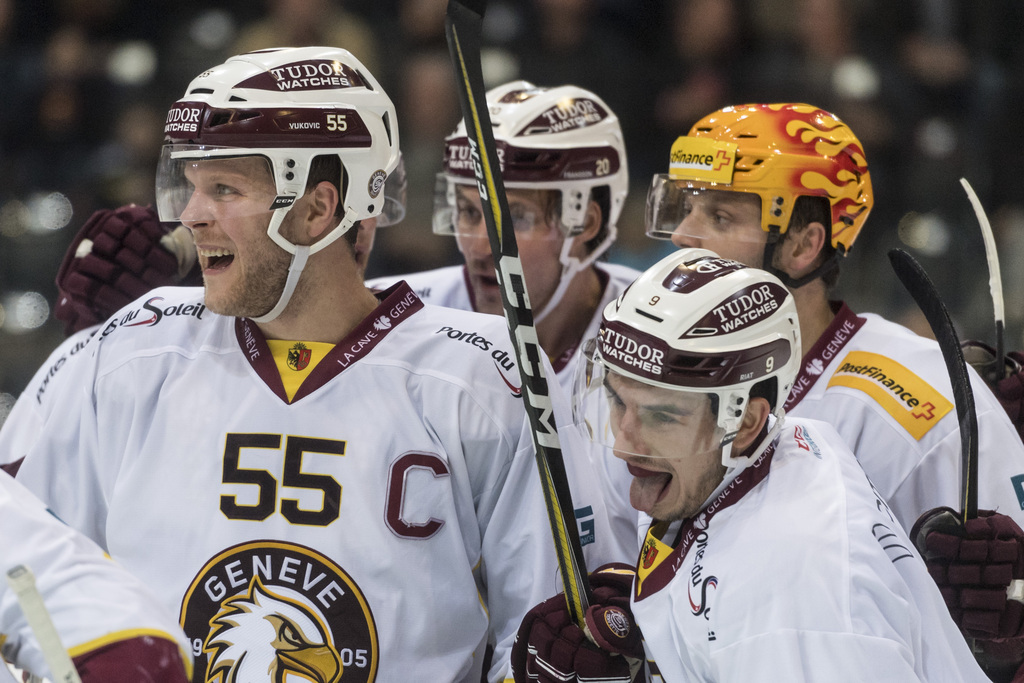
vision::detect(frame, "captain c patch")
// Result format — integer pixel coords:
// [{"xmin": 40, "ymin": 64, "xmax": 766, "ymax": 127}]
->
[{"xmin": 828, "ymin": 351, "xmax": 953, "ymax": 440}]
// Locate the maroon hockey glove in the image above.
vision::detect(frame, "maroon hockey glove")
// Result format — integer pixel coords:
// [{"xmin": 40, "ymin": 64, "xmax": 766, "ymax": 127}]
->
[
  {"xmin": 54, "ymin": 204, "xmax": 200, "ymax": 336},
  {"xmin": 72, "ymin": 635, "xmax": 190, "ymax": 682},
  {"xmin": 511, "ymin": 563, "xmax": 644, "ymax": 683},
  {"xmin": 994, "ymin": 352, "xmax": 1024, "ymax": 443},
  {"xmin": 912, "ymin": 507, "xmax": 1024, "ymax": 640},
  {"xmin": 962, "ymin": 341, "xmax": 1024, "ymax": 443}
]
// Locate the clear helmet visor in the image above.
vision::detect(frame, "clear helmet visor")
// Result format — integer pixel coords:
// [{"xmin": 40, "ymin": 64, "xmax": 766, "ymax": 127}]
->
[
  {"xmin": 572, "ymin": 338, "xmax": 726, "ymax": 460},
  {"xmin": 645, "ymin": 175, "xmax": 768, "ymax": 246},
  {"xmin": 431, "ymin": 175, "xmax": 563, "ymax": 241},
  {"xmin": 156, "ymin": 145, "xmax": 279, "ymax": 224}
]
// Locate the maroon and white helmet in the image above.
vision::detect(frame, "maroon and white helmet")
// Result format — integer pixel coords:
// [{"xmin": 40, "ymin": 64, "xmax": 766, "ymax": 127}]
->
[
  {"xmin": 155, "ymin": 46, "xmax": 400, "ymax": 321},
  {"xmin": 435, "ymin": 80, "xmax": 628, "ymax": 319},
  {"xmin": 574, "ymin": 247, "xmax": 801, "ymax": 468}
]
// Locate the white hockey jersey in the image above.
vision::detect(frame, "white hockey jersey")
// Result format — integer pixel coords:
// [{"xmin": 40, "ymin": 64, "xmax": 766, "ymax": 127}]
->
[
  {"xmin": 785, "ymin": 303, "xmax": 1024, "ymax": 532},
  {"xmin": 0, "ymin": 326, "xmax": 97, "ymax": 466},
  {"xmin": 366, "ymin": 263, "xmax": 642, "ymax": 560},
  {"xmin": 0, "ymin": 469, "xmax": 191, "ymax": 681},
  {"xmin": 366, "ymin": 262, "xmax": 640, "ymax": 391},
  {"xmin": 15, "ymin": 283, "xmax": 618, "ymax": 683},
  {"xmin": 632, "ymin": 417, "xmax": 987, "ymax": 682}
]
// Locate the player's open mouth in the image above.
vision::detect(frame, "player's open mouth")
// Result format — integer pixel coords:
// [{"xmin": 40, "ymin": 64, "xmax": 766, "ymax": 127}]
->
[
  {"xmin": 626, "ymin": 463, "xmax": 672, "ymax": 515},
  {"xmin": 199, "ymin": 248, "xmax": 235, "ymax": 272},
  {"xmin": 473, "ymin": 272, "xmax": 498, "ymax": 288}
]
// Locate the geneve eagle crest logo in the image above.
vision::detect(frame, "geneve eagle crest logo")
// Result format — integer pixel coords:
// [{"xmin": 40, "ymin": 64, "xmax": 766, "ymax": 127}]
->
[{"xmin": 180, "ymin": 541, "xmax": 378, "ymax": 682}]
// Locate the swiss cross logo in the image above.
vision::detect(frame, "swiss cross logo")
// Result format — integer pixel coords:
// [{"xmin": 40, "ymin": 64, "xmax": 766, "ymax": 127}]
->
[
  {"xmin": 912, "ymin": 402, "xmax": 937, "ymax": 420},
  {"xmin": 713, "ymin": 149, "xmax": 732, "ymax": 171}
]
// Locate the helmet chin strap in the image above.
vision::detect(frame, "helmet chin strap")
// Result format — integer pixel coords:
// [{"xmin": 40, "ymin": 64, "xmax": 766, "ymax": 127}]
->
[
  {"xmin": 251, "ymin": 246, "xmax": 311, "ymax": 324},
  {"xmin": 533, "ymin": 222, "xmax": 615, "ymax": 323},
  {"xmin": 533, "ymin": 237, "xmax": 585, "ymax": 323},
  {"xmin": 249, "ymin": 192, "xmax": 360, "ymax": 324},
  {"xmin": 251, "ymin": 207, "xmax": 310, "ymax": 325},
  {"xmin": 720, "ymin": 410, "xmax": 785, "ymax": 472}
]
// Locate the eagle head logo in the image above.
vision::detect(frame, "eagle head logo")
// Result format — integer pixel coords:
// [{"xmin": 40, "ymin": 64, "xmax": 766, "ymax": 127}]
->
[{"xmin": 204, "ymin": 577, "xmax": 342, "ymax": 683}]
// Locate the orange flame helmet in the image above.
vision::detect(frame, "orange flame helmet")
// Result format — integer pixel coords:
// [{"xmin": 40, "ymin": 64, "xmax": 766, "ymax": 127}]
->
[{"xmin": 650, "ymin": 103, "xmax": 873, "ymax": 253}]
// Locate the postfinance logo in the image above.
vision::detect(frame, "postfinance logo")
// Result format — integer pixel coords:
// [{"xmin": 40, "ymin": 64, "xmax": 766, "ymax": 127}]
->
[
  {"xmin": 667, "ymin": 137, "xmax": 737, "ymax": 184},
  {"xmin": 828, "ymin": 351, "xmax": 953, "ymax": 440}
]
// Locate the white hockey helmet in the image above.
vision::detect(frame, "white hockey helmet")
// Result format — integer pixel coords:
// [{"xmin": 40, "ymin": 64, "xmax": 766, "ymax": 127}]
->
[
  {"xmin": 574, "ymin": 247, "xmax": 801, "ymax": 468},
  {"xmin": 435, "ymin": 80, "xmax": 628, "ymax": 320},
  {"xmin": 155, "ymin": 46, "xmax": 400, "ymax": 321}
]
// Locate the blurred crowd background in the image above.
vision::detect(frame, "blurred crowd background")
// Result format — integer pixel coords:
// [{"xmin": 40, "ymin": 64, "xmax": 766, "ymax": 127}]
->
[{"xmin": 1, "ymin": 0, "xmax": 1023, "ymax": 418}]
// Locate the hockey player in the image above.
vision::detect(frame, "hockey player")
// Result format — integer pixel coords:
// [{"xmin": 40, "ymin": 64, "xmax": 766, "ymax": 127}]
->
[
  {"xmin": 0, "ymin": 468, "xmax": 191, "ymax": 681},
  {"xmin": 0, "ymin": 160, "xmax": 404, "ymax": 470},
  {"xmin": 366, "ymin": 80, "xmax": 637, "ymax": 393},
  {"xmin": 366, "ymin": 81, "xmax": 640, "ymax": 560},
  {"xmin": 511, "ymin": 248, "xmax": 989, "ymax": 682},
  {"xmin": 646, "ymin": 103, "xmax": 1024, "ymax": 675},
  {"xmin": 13, "ymin": 47, "xmax": 610, "ymax": 682}
]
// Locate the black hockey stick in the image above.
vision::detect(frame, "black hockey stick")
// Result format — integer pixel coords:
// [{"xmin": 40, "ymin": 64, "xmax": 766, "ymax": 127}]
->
[
  {"xmin": 960, "ymin": 178, "xmax": 1007, "ymax": 382},
  {"xmin": 889, "ymin": 249, "xmax": 978, "ymax": 522},
  {"xmin": 444, "ymin": 0, "xmax": 593, "ymax": 624}
]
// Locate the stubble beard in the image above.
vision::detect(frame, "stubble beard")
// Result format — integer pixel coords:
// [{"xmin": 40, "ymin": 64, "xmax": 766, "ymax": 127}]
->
[
  {"xmin": 203, "ymin": 243, "xmax": 291, "ymax": 319},
  {"xmin": 666, "ymin": 460, "xmax": 726, "ymax": 522}
]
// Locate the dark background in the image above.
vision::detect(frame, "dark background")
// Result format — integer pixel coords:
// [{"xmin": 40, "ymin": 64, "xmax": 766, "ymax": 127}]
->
[{"xmin": 2, "ymin": 0, "xmax": 1023, "ymax": 422}]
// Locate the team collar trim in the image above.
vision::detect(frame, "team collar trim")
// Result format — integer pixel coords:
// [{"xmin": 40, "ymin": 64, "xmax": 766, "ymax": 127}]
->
[
  {"xmin": 234, "ymin": 282, "xmax": 424, "ymax": 404},
  {"xmin": 784, "ymin": 301, "xmax": 866, "ymax": 412},
  {"xmin": 635, "ymin": 442, "xmax": 777, "ymax": 601}
]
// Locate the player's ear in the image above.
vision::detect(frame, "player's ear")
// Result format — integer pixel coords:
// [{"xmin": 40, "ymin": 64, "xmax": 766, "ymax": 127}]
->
[
  {"xmin": 777, "ymin": 221, "xmax": 827, "ymax": 280},
  {"xmin": 307, "ymin": 180, "xmax": 341, "ymax": 240},
  {"xmin": 579, "ymin": 199, "xmax": 603, "ymax": 243},
  {"xmin": 731, "ymin": 397, "xmax": 771, "ymax": 454}
]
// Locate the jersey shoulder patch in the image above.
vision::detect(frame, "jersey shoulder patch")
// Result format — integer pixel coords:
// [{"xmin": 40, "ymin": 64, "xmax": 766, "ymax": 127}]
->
[{"xmin": 827, "ymin": 350, "xmax": 953, "ymax": 439}]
